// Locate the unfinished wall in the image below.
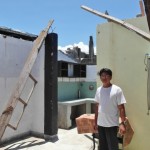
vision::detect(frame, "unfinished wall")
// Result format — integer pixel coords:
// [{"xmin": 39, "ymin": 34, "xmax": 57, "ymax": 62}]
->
[
  {"xmin": 96, "ymin": 16, "xmax": 150, "ymax": 150},
  {"xmin": 0, "ymin": 34, "xmax": 45, "ymax": 141}
]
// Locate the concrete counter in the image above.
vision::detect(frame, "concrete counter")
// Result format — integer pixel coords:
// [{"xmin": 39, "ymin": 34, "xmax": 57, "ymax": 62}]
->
[{"xmin": 58, "ymin": 98, "xmax": 95, "ymax": 129}]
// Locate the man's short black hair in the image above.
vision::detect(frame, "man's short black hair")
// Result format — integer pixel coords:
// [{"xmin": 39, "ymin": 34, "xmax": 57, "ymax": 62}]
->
[{"xmin": 98, "ymin": 68, "xmax": 112, "ymax": 76}]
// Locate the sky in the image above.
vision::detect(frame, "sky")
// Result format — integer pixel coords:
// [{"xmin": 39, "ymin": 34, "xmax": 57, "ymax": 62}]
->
[{"xmin": 0, "ymin": 0, "xmax": 141, "ymax": 53}]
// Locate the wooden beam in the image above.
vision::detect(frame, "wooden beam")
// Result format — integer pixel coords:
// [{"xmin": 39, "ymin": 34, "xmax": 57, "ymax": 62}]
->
[{"xmin": 81, "ymin": 5, "xmax": 150, "ymax": 42}]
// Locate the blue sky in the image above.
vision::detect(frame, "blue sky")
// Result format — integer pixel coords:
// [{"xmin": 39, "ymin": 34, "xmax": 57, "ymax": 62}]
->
[{"xmin": 0, "ymin": 0, "xmax": 141, "ymax": 52}]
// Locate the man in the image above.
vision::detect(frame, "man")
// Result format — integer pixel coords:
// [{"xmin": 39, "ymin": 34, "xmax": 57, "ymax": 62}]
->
[{"xmin": 94, "ymin": 68, "xmax": 127, "ymax": 150}]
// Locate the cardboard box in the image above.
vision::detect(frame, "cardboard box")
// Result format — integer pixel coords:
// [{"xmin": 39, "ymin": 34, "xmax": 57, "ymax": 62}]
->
[
  {"xmin": 76, "ymin": 114, "xmax": 98, "ymax": 134},
  {"xmin": 76, "ymin": 114, "xmax": 134, "ymax": 147}
]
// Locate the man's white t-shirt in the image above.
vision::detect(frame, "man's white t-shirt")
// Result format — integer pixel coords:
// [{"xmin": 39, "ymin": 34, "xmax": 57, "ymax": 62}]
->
[{"xmin": 94, "ymin": 84, "xmax": 126, "ymax": 127}]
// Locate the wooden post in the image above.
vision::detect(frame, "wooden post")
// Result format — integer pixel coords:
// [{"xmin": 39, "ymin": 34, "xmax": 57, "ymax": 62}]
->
[{"xmin": 44, "ymin": 33, "xmax": 58, "ymax": 138}]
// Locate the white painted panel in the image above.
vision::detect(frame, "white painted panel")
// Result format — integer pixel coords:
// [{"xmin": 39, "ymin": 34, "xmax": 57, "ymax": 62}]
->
[
  {"xmin": 75, "ymin": 78, "xmax": 80, "ymax": 82},
  {"xmin": 68, "ymin": 64, "xmax": 73, "ymax": 77},
  {"xmin": 58, "ymin": 77, "xmax": 63, "ymax": 82},
  {"xmin": 0, "ymin": 35, "xmax": 45, "ymax": 140},
  {"xmin": 62, "ymin": 77, "xmax": 69, "ymax": 82},
  {"xmin": 85, "ymin": 65, "xmax": 97, "ymax": 82},
  {"xmin": 69, "ymin": 78, "xmax": 76, "ymax": 82}
]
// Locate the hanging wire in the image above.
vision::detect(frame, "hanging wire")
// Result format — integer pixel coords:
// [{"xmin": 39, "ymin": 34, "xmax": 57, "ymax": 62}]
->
[{"xmin": 50, "ymin": 26, "xmax": 56, "ymax": 33}]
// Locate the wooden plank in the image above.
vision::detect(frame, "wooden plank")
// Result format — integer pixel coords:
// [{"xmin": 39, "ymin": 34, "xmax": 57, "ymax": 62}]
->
[
  {"xmin": 18, "ymin": 98, "xmax": 27, "ymax": 106},
  {"xmin": 0, "ymin": 19, "xmax": 54, "ymax": 141},
  {"xmin": 81, "ymin": 5, "xmax": 150, "ymax": 42},
  {"xmin": 29, "ymin": 73, "xmax": 37, "ymax": 84}
]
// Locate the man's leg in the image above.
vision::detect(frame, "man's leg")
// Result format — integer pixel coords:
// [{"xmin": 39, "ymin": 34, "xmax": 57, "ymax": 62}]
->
[
  {"xmin": 105, "ymin": 126, "xmax": 119, "ymax": 150},
  {"xmin": 98, "ymin": 126, "xmax": 109, "ymax": 150}
]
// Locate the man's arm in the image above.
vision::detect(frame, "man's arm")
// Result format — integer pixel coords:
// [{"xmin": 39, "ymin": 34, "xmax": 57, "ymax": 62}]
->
[
  {"xmin": 118, "ymin": 104, "xmax": 126, "ymax": 135},
  {"xmin": 118, "ymin": 104, "xmax": 126, "ymax": 122},
  {"xmin": 94, "ymin": 103, "xmax": 99, "ymax": 130}
]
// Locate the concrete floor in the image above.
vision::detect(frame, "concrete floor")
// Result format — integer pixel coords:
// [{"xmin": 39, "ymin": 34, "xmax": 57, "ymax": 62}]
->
[{"xmin": 1, "ymin": 128, "xmax": 99, "ymax": 150}]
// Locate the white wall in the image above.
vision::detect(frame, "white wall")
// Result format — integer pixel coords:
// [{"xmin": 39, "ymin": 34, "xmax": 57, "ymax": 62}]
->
[
  {"xmin": 0, "ymin": 34, "xmax": 45, "ymax": 140},
  {"xmin": 68, "ymin": 64, "xmax": 74, "ymax": 77},
  {"xmin": 86, "ymin": 65, "xmax": 97, "ymax": 82},
  {"xmin": 96, "ymin": 16, "xmax": 150, "ymax": 150}
]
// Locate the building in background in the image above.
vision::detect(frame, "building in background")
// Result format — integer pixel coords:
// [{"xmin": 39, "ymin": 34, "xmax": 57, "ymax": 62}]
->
[
  {"xmin": 57, "ymin": 50, "xmax": 97, "ymax": 101},
  {"xmin": 63, "ymin": 36, "xmax": 96, "ymax": 65},
  {"xmin": 58, "ymin": 35, "xmax": 97, "ymax": 101}
]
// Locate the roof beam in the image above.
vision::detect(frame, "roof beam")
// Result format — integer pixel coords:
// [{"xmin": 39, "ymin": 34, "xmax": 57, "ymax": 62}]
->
[{"xmin": 81, "ymin": 5, "xmax": 150, "ymax": 42}]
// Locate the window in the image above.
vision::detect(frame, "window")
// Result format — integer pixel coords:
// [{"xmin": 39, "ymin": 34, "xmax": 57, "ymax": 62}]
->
[
  {"xmin": 58, "ymin": 61, "xmax": 86, "ymax": 78},
  {"xmin": 58, "ymin": 62, "xmax": 68, "ymax": 77},
  {"xmin": 74, "ymin": 64, "xmax": 86, "ymax": 77}
]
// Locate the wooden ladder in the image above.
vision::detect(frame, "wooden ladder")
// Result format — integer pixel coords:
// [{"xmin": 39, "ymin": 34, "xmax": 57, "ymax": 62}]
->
[{"xmin": 0, "ymin": 19, "xmax": 54, "ymax": 141}]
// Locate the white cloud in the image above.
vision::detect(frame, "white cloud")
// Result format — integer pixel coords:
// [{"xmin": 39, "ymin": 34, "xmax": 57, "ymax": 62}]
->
[{"xmin": 58, "ymin": 42, "xmax": 96, "ymax": 54}]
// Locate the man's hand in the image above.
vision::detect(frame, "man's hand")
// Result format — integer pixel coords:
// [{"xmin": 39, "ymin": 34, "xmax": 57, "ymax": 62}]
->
[
  {"xmin": 119, "ymin": 123, "xmax": 126, "ymax": 135},
  {"xmin": 94, "ymin": 123, "xmax": 98, "ymax": 130},
  {"xmin": 94, "ymin": 123, "xmax": 98, "ymax": 132},
  {"xmin": 94, "ymin": 103, "xmax": 99, "ymax": 132}
]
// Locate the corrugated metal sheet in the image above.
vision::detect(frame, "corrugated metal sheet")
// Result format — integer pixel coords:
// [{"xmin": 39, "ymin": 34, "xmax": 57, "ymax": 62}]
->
[
  {"xmin": 0, "ymin": 26, "xmax": 37, "ymax": 41},
  {"xmin": 58, "ymin": 50, "xmax": 78, "ymax": 64}
]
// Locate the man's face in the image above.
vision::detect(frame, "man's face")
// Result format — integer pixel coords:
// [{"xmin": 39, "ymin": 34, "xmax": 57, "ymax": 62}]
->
[{"xmin": 100, "ymin": 72, "xmax": 112, "ymax": 84}]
